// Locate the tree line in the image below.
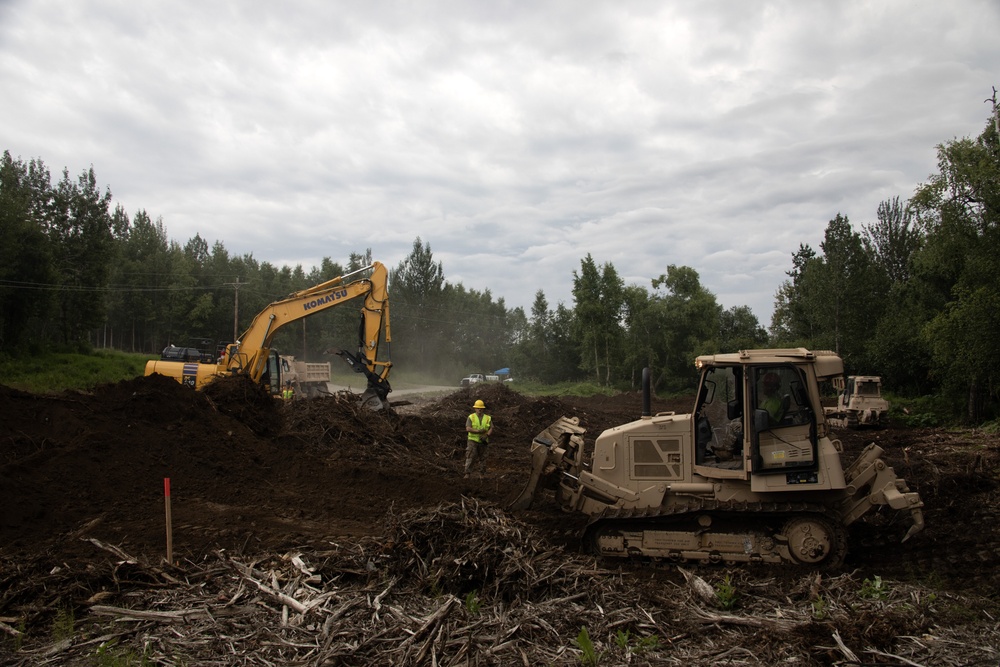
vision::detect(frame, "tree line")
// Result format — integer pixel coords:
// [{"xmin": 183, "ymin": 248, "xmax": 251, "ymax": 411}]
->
[{"xmin": 1, "ymin": 93, "xmax": 997, "ymax": 421}]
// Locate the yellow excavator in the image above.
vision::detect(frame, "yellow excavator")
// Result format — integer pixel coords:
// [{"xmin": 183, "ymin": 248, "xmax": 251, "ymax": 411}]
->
[{"xmin": 144, "ymin": 262, "xmax": 393, "ymax": 410}]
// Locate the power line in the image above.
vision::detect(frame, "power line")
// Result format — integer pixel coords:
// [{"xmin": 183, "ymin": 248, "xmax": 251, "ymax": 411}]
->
[{"xmin": 0, "ymin": 279, "xmax": 222, "ymax": 293}]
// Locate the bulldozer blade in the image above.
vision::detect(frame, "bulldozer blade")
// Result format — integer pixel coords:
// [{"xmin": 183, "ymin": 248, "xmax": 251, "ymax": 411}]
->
[
  {"xmin": 509, "ymin": 416, "xmax": 587, "ymax": 511},
  {"xmin": 509, "ymin": 441, "xmax": 553, "ymax": 511}
]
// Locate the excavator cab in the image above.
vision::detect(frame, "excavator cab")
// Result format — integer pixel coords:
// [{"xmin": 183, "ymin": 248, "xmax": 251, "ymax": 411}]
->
[{"xmin": 260, "ymin": 351, "xmax": 282, "ymax": 397}]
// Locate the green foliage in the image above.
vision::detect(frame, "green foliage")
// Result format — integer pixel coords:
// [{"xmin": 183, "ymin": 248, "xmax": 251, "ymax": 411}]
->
[
  {"xmin": 771, "ymin": 215, "xmax": 884, "ymax": 368},
  {"xmin": 572, "ymin": 255, "xmax": 625, "ymax": 386},
  {"xmin": 51, "ymin": 606, "xmax": 75, "ymax": 641},
  {"xmin": 890, "ymin": 395, "xmax": 951, "ymax": 428},
  {"xmin": 572, "ymin": 626, "xmax": 600, "ymax": 666},
  {"xmin": 614, "ymin": 629, "xmax": 659, "ymax": 654},
  {"xmin": 0, "ymin": 349, "xmax": 150, "ymax": 393},
  {"xmin": 94, "ymin": 639, "xmax": 155, "ymax": 667},
  {"xmin": 980, "ymin": 418, "xmax": 1000, "ymax": 434},
  {"xmin": 464, "ymin": 590, "xmax": 481, "ymax": 615},
  {"xmin": 649, "ymin": 265, "xmax": 721, "ymax": 393},
  {"xmin": 472, "ymin": 378, "xmax": 593, "ymax": 398},
  {"xmin": 811, "ymin": 595, "xmax": 827, "ymax": 620},
  {"xmin": 10, "ymin": 618, "xmax": 25, "ymax": 652},
  {"xmin": 714, "ymin": 573, "xmax": 739, "ymax": 610},
  {"xmin": 718, "ymin": 305, "xmax": 768, "ymax": 352},
  {"xmin": 0, "ymin": 152, "xmax": 56, "ymax": 351},
  {"xmin": 859, "ymin": 575, "xmax": 889, "ymax": 600}
]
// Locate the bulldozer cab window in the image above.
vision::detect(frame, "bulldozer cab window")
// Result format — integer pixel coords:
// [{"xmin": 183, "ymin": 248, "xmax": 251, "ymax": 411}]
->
[
  {"xmin": 751, "ymin": 365, "xmax": 817, "ymax": 474},
  {"xmin": 857, "ymin": 380, "xmax": 880, "ymax": 396},
  {"xmin": 753, "ymin": 366, "xmax": 813, "ymax": 429},
  {"xmin": 694, "ymin": 365, "xmax": 744, "ymax": 467}
]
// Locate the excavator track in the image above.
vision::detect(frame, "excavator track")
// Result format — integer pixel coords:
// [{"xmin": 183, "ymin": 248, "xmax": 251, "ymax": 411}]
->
[{"xmin": 583, "ymin": 501, "xmax": 848, "ymax": 569}]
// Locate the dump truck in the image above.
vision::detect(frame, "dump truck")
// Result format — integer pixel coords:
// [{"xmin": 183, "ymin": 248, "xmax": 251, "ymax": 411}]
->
[
  {"xmin": 279, "ymin": 356, "xmax": 332, "ymax": 398},
  {"xmin": 824, "ymin": 375, "xmax": 889, "ymax": 429},
  {"xmin": 511, "ymin": 348, "xmax": 923, "ymax": 568}
]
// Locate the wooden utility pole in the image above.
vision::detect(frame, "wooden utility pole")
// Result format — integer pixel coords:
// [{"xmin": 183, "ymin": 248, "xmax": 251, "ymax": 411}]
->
[
  {"xmin": 224, "ymin": 278, "xmax": 243, "ymax": 342},
  {"xmin": 988, "ymin": 86, "xmax": 999, "ymax": 137}
]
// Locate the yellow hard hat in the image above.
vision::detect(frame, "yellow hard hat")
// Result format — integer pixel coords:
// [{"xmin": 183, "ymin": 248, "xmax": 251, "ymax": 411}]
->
[{"xmin": 473, "ymin": 399, "xmax": 486, "ymax": 409}]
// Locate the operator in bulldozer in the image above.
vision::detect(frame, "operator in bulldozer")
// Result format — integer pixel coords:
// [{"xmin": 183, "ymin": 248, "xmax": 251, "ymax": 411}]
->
[
  {"xmin": 760, "ymin": 372, "xmax": 786, "ymax": 424},
  {"xmin": 464, "ymin": 399, "xmax": 494, "ymax": 479}
]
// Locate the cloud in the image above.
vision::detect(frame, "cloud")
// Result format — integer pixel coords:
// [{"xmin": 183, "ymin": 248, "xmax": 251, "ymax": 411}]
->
[{"xmin": 1, "ymin": 0, "xmax": 998, "ymax": 326}]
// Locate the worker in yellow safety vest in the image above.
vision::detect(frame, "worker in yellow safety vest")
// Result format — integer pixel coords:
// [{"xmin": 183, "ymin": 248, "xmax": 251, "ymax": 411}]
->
[
  {"xmin": 282, "ymin": 381, "xmax": 295, "ymax": 401},
  {"xmin": 464, "ymin": 399, "xmax": 493, "ymax": 479}
]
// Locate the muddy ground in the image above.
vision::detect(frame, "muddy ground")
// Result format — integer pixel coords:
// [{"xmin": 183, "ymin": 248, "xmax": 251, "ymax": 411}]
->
[{"xmin": 1, "ymin": 375, "xmax": 998, "ymax": 665}]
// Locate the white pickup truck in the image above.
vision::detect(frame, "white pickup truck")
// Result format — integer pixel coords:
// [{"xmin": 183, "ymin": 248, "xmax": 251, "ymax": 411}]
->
[{"xmin": 460, "ymin": 373, "xmax": 485, "ymax": 387}]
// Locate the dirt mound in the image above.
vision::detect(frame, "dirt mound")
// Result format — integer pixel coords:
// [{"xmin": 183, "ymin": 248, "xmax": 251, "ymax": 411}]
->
[
  {"xmin": 1, "ymin": 376, "xmax": 999, "ymax": 664},
  {"xmin": 202, "ymin": 374, "xmax": 283, "ymax": 436}
]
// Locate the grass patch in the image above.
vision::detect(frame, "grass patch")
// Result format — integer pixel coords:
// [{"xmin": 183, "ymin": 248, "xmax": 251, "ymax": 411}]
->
[
  {"xmin": 0, "ymin": 349, "xmax": 151, "ymax": 393},
  {"xmin": 95, "ymin": 639, "xmax": 155, "ymax": 667},
  {"xmin": 980, "ymin": 418, "xmax": 1000, "ymax": 434},
  {"xmin": 51, "ymin": 606, "xmax": 75, "ymax": 641},
  {"xmin": 888, "ymin": 394, "xmax": 951, "ymax": 428},
  {"xmin": 510, "ymin": 380, "xmax": 617, "ymax": 398}
]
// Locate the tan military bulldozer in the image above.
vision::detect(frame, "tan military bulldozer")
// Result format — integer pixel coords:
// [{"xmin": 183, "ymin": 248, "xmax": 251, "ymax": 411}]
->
[{"xmin": 511, "ymin": 349, "xmax": 923, "ymax": 568}]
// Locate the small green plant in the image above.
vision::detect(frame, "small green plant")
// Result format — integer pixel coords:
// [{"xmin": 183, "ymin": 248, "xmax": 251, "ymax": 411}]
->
[
  {"xmin": 613, "ymin": 628, "xmax": 659, "ymax": 656},
  {"xmin": 715, "ymin": 573, "xmax": 739, "ymax": 610},
  {"xmin": 811, "ymin": 595, "xmax": 827, "ymax": 620},
  {"xmin": 572, "ymin": 626, "xmax": 600, "ymax": 666},
  {"xmin": 427, "ymin": 577, "xmax": 444, "ymax": 598},
  {"xmin": 12, "ymin": 618, "xmax": 26, "ymax": 651},
  {"xmin": 634, "ymin": 634, "xmax": 660, "ymax": 652},
  {"xmin": 859, "ymin": 575, "xmax": 888, "ymax": 600},
  {"xmin": 94, "ymin": 639, "xmax": 155, "ymax": 667},
  {"xmin": 51, "ymin": 606, "xmax": 75, "ymax": 641},
  {"xmin": 464, "ymin": 590, "xmax": 481, "ymax": 615}
]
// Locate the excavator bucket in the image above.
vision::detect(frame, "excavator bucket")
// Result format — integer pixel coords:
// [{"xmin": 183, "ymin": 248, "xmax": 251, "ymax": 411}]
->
[
  {"xmin": 359, "ymin": 388, "xmax": 392, "ymax": 413},
  {"xmin": 840, "ymin": 443, "xmax": 925, "ymax": 542},
  {"xmin": 509, "ymin": 417, "xmax": 587, "ymax": 511}
]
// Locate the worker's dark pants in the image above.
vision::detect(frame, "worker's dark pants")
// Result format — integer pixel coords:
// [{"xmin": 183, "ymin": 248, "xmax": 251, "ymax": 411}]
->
[{"xmin": 464, "ymin": 440, "xmax": 488, "ymax": 474}]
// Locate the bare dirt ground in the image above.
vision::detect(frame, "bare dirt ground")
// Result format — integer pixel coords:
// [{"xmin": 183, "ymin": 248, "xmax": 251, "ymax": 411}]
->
[{"xmin": 1, "ymin": 376, "xmax": 998, "ymax": 665}]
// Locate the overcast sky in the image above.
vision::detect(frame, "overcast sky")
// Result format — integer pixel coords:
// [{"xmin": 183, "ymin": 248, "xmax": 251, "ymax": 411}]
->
[{"xmin": 2, "ymin": 1, "xmax": 997, "ymax": 324}]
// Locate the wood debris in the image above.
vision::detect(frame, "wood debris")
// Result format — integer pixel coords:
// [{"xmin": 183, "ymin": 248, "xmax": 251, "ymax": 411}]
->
[{"xmin": 2, "ymin": 499, "xmax": 997, "ymax": 666}]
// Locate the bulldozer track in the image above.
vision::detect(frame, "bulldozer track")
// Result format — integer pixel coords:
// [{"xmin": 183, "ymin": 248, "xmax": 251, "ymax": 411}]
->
[{"xmin": 584, "ymin": 499, "xmax": 849, "ymax": 569}]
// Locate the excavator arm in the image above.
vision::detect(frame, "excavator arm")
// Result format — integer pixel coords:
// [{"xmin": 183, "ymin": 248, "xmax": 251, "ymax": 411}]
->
[{"xmin": 222, "ymin": 262, "xmax": 392, "ymax": 404}]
